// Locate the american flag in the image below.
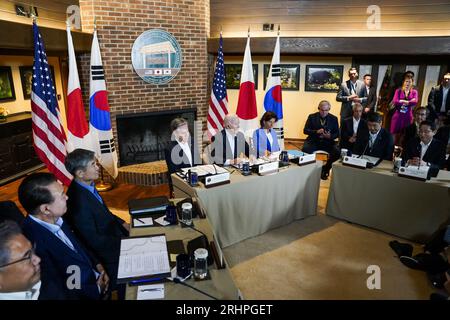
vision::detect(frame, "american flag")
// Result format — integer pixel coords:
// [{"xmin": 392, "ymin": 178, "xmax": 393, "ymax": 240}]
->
[
  {"xmin": 207, "ymin": 34, "xmax": 228, "ymax": 139},
  {"xmin": 31, "ymin": 21, "xmax": 72, "ymax": 186}
]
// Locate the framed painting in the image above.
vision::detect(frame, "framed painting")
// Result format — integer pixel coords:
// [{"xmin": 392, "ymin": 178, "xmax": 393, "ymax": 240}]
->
[
  {"xmin": 305, "ymin": 65, "xmax": 343, "ymax": 92},
  {"xmin": 225, "ymin": 64, "xmax": 258, "ymax": 90},
  {"xmin": 19, "ymin": 65, "xmax": 56, "ymax": 100},
  {"xmin": 263, "ymin": 64, "xmax": 300, "ymax": 91},
  {"xmin": 0, "ymin": 66, "xmax": 16, "ymax": 101}
]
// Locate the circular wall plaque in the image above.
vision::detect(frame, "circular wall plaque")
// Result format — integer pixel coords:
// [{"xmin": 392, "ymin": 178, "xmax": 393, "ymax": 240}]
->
[{"xmin": 131, "ymin": 29, "xmax": 182, "ymax": 85}]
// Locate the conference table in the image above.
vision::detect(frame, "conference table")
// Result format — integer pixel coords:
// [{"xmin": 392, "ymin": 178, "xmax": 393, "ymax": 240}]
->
[
  {"xmin": 326, "ymin": 161, "xmax": 450, "ymax": 243},
  {"xmin": 172, "ymin": 161, "xmax": 322, "ymax": 248},
  {"xmin": 125, "ymin": 204, "xmax": 240, "ymax": 300}
]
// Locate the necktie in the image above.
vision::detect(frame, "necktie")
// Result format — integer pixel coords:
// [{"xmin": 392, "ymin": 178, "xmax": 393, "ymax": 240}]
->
[{"xmin": 266, "ymin": 131, "xmax": 272, "ymax": 152}]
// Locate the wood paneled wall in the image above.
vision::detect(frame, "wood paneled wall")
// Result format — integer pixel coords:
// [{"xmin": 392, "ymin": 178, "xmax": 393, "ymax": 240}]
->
[{"xmin": 211, "ymin": 0, "xmax": 450, "ymax": 37}]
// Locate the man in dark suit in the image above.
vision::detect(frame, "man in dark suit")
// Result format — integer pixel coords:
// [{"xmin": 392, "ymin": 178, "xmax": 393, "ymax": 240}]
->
[
  {"xmin": 435, "ymin": 114, "xmax": 450, "ymax": 147},
  {"xmin": 18, "ymin": 173, "xmax": 108, "ymax": 300},
  {"xmin": 164, "ymin": 117, "xmax": 202, "ymax": 174},
  {"xmin": 428, "ymin": 73, "xmax": 450, "ymax": 118},
  {"xmin": 354, "ymin": 112, "xmax": 394, "ymax": 161},
  {"xmin": 402, "ymin": 120, "xmax": 446, "ymax": 177},
  {"xmin": 336, "ymin": 67, "xmax": 365, "ymax": 123},
  {"xmin": 64, "ymin": 149, "xmax": 129, "ymax": 296},
  {"xmin": 340, "ymin": 102, "xmax": 367, "ymax": 152},
  {"xmin": 0, "ymin": 201, "xmax": 24, "ymax": 225},
  {"xmin": 401, "ymin": 106, "xmax": 428, "ymax": 149},
  {"xmin": 210, "ymin": 114, "xmax": 250, "ymax": 165},
  {"xmin": 360, "ymin": 74, "xmax": 377, "ymax": 118},
  {"xmin": 303, "ymin": 100, "xmax": 340, "ymax": 180}
]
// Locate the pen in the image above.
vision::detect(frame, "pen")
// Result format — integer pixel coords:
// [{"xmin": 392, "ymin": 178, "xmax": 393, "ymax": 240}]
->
[
  {"xmin": 136, "ymin": 218, "xmax": 145, "ymax": 223},
  {"xmin": 141, "ymin": 288, "xmax": 163, "ymax": 292}
]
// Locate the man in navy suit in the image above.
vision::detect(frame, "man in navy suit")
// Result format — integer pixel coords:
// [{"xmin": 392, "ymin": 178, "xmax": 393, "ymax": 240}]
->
[
  {"xmin": 354, "ymin": 112, "xmax": 394, "ymax": 161},
  {"xmin": 303, "ymin": 100, "xmax": 340, "ymax": 180},
  {"xmin": 340, "ymin": 102, "xmax": 367, "ymax": 152},
  {"xmin": 402, "ymin": 120, "xmax": 447, "ymax": 177},
  {"xmin": 18, "ymin": 173, "xmax": 108, "ymax": 300},
  {"xmin": 164, "ymin": 117, "xmax": 202, "ymax": 174},
  {"xmin": 64, "ymin": 149, "xmax": 129, "ymax": 296}
]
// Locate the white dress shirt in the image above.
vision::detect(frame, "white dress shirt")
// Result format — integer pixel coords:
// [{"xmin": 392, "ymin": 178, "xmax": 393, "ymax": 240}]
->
[
  {"xmin": 369, "ymin": 130, "xmax": 380, "ymax": 148},
  {"xmin": 265, "ymin": 129, "xmax": 274, "ymax": 146},
  {"xmin": 352, "ymin": 117, "xmax": 360, "ymax": 135},
  {"xmin": 177, "ymin": 140, "xmax": 192, "ymax": 166},
  {"xmin": 420, "ymin": 139, "xmax": 432, "ymax": 161},
  {"xmin": 441, "ymin": 86, "xmax": 449, "ymax": 112},
  {"xmin": 0, "ymin": 281, "xmax": 41, "ymax": 300}
]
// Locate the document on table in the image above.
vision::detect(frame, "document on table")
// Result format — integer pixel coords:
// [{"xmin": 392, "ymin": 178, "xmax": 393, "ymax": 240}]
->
[
  {"xmin": 117, "ymin": 235, "xmax": 171, "ymax": 282},
  {"xmin": 132, "ymin": 217, "xmax": 154, "ymax": 228},
  {"xmin": 435, "ymin": 169, "xmax": 450, "ymax": 182}
]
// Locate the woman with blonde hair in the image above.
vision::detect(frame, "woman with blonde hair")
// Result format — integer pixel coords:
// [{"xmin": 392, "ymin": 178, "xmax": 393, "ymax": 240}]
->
[{"xmin": 390, "ymin": 76, "xmax": 419, "ymax": 144}]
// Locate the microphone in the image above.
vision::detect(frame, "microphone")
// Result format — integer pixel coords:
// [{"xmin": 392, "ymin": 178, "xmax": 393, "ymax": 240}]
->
[
  {"xmin": 417, "ymin": 143, "xmax": 422, "ymax": 170},
  {"xmin": 179, "ymin": 220, "xmax": 213, "ymax": 265},
  {"xmin": 358, "ymin": 139, "xmax": 369, "ymax": 159},
  {"xmin": 171, "ymin": 277, "xmax": 218, "ymax": 300}
]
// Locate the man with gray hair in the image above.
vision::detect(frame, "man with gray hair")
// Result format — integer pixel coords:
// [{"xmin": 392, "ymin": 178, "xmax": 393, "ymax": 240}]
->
[
  {"xmin": 340, "ymin": 102, "xmax": 367, "ymax": 152},
  {"xmin": 0, "ymin": 220, "xmax": 41, "ymax": 300},
  {"xmin": 64, "ymin": 148, "xmax": 129, "ymax": 298},
  {"xmin": 210, "ymin": 114, "xmax": 250, "ymax": 165}
]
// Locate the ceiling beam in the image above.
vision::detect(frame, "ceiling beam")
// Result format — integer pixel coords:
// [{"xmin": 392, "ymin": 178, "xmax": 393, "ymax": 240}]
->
[
  {"xmin": 0, "ymin": 20, "xmax": 92, "ymax": 54},
  {"xmin": 207, "ymin": 36, "xmax": 450, "ymax": 56}
]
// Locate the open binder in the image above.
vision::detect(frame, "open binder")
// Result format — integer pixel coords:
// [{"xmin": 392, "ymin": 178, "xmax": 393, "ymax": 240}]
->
[{"xmin": 117, "ymin": 234, "xmax": 171, "ymax": 284}]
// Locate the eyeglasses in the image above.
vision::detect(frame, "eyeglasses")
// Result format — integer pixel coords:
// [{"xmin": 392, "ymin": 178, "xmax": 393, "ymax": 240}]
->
[{"xmin": 0, "ymin": 243, "xmax": 36, "ymax": 269}]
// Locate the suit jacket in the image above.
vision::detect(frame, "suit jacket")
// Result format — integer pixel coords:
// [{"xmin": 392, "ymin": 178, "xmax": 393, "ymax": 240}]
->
[
  {"xmin": 210, "ymin": 129, "xmax": 250, "ymax": 165},
  {"xmin": 164, "ymin": 139, "xmax": 201, "ymax": 174},
  {"xmin": 65, "ymin": 181, "xmax": 129, "ymax": 281},
  {"xmin": 435, "ymin": 125, "xmax": 450, "ymax": 146},
  {"xmin": 401, "ymin": 123, "xmax": 419, "ymax": 149},
  {"xmin": 304, "ymin": 112, "xmax": 339, "ymax": 147},
  {"xmin": 336, "ymin": 79, "xmax": 365, "ymax": 118},
  {"xmin": 0, "ymin": 201, "xmax": 24, "ymax": 225},
  {"xmin": 354, "ymin": 128, "xmax": 394, "ymax": 161},
  {"xmin": 22, "ymin": 216, "xmax": 101, "ymax": 300},
  {"xmin": 402, "ymin": 138, "xmax": 446, "ymax": 177},
  {"xmin": 360, "ymin": 85, "xmax": 377, "ymax": 112},
  {"xmin": 252, "ymin": 128, "xmax": 280, "ymax": 158},
  {"xmin": 339, "ymin": 117, "xmax": 368, "ymax": 151},
  {"xmin": 428, "ymin": 85, "xmax": 450, "ymax": 115}
]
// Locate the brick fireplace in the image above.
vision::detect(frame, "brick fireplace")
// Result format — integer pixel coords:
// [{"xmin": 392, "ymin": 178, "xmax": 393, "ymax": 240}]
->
[{"xmin": 77, "ymin": 0, "xmax": 211, "ymax": 183}]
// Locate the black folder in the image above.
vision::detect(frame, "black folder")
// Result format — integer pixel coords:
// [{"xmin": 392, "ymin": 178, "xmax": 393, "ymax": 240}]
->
[{"xmin": 128, "ymin": 196, "xmax": 169, "ymax": 216}]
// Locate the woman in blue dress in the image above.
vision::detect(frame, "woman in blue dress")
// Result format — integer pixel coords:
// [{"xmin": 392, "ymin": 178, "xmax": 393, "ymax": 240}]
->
[{"xmin": 252, "ymin": 111, "xmax": 280, "ymax": 158}]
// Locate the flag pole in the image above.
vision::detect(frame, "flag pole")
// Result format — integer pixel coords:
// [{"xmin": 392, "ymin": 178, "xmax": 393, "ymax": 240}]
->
[{"xmin": 95, "ymin": 165, "xmax": 113, "ymax": 192}]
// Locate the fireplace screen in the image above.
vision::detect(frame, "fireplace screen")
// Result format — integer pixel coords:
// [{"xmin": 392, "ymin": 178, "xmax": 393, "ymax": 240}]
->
[{"xmin": 116, "ymin": 109, "xmax": 196, "ymax": 166}]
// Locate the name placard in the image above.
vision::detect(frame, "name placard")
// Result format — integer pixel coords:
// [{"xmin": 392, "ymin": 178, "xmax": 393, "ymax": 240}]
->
[
  {"xmin": 398, "ymin": 166, "xmax": 429, "ymax": 181},
  {"xmin": 342, "ymin": 156, "xmax": 368, "ymax": 169},
  {"xmin": 298, "ymin": 153, "xmax": 316, "ymax": 166}
]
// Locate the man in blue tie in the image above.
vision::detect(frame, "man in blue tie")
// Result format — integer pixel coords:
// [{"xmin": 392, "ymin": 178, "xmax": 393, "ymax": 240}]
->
[{"xmin": 64, "ymin": 149, "xmax": 129, "ymax": 298}]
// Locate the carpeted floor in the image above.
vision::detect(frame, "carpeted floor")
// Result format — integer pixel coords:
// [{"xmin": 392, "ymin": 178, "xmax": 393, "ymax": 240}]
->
[{"xmin": 110, "ymin": 178, "xmax": 439, "ymax": 300}]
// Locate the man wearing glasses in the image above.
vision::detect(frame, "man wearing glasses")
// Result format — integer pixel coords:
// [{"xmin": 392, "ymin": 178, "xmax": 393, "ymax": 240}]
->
[{"xmin": 0, "ymin": 220, "xmax": 41, "ymax": 300}]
